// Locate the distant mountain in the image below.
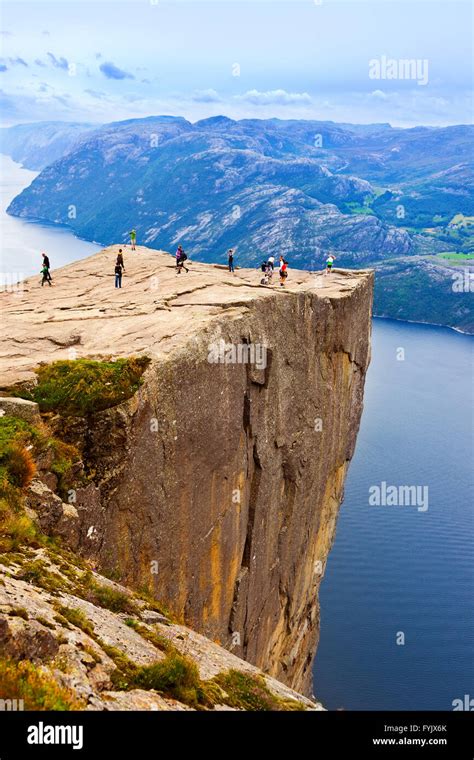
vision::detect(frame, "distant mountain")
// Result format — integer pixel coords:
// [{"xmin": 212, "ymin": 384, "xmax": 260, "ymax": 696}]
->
[
  {"xmin": 4, "ymin": 115, "xmax": 474, "ymax": 331},
  {"xmin": 0, "ymin": 121, "xmax": 98, "ymax": 170}
]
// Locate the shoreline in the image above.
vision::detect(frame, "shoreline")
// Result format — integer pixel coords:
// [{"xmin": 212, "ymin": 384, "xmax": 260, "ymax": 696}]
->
[{"xmin": 3, "ymin": 153, "xmax": 472, "ymax": 337}]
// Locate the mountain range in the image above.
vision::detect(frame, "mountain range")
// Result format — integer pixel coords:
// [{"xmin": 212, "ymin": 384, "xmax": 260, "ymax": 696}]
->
[{"xmin": 2, "ymin": 116, "xmax": 473, "ymax": 332}]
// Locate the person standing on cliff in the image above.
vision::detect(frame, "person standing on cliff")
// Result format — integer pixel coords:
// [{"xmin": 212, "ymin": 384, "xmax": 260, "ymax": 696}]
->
[
  {"xmin": 176, "ymin": 245, "xmax": 189, "ymax": 274},
  {"xmin": 114, "ymin": 258, "xmax": 124, "ymax": 288},
  {"xmin": 325, "ymin": 254, "xmax": 336, "ymax": 274},
  {"xmin": 228, "ymin": 248, "xmax": 235, "ymax": 273},
  {"xmin": 40, "ymin": 263, "xmax": 52, "ymax": 287},
  {"xmin": 117, "ymin": 249, "xmax": 125, "ymax": 270},
  {"xmin": 279, "ymin": 256, "xmax": 288, "ymax": 287},
  {"xmin": 128, "ymin": 229, "xmax": 137, "ymax": 251},
  {"xmin": 41, "ymin": 253, "xmax": 52, "ymax": 283}
]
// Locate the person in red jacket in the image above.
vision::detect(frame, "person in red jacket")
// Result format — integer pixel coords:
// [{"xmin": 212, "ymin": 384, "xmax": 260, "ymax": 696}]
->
[{"xmin": 279, "ymin": 256, "xmax": 288, "ymax": 287}]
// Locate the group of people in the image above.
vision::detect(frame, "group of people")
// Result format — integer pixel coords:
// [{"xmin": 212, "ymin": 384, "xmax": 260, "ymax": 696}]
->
[{"xmin": 39, "ymin": 230, "xmax": 338, "ymax": 290}]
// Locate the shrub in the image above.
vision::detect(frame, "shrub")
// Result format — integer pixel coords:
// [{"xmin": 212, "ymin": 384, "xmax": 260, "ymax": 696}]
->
[
  {"xmin": 213, "ymin": 669, "xmax": 305, "ymax": 711},
  {"xmin": 132, "ymin": 653, "xmax": 202, "ymax": 707},
  {"xmin": 55, "ymin": 605, "xmax": 94, "ymax": 637},
  {"xmin": 20, "ymin": 357, "xmax": 151, "ymax": 416},
  {"xmin": 0, "ymin": 443, "xmax": 35, "ymax": 489},
  {"xmin": 0, "ymin": 498, "xmax": 38, "ymax": 552},
  {"xmin": 0, "ymin": 658, "xmax": 83, "ymax": 710}
]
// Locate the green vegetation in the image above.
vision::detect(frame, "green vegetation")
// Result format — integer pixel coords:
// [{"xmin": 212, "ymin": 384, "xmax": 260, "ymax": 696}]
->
[
  {"xmin": 17, "ymin": 357, "xmax": 151, "ymax": 416},
  {"xmin": 55, "ymin": 605, "xmax": 95, "ymax": 637},
  {"xmin": 18, "ymin": 560, "xmax": 66, "ymax": 594},
  {"xmin": 0, "ymin": 658, "xmax": 83, "ymax": 710},
  {"xmin": 438, "ymin": 252, "xmax": 474, "ymax": 261},
  {"xmin": 124, "ymin": 618, "xmax": 173, "ymax": 652},
  {"xmin": 131, "ymin": 653, "xmax": 205, "ymax": 707},
  {"xmin": 213, "ymin": 669, "xmax": 305, "ymax": 711},
  {"xmin": 8, "ymin": 606, "xmax": 29, "ymax": 620},
  {"xmin": 79, "ymin": 572, "xmax": 138, "ymax": 614},
  {"xmin": 0, "ymin": 499, "xmax": 38, "ymax": 553}
]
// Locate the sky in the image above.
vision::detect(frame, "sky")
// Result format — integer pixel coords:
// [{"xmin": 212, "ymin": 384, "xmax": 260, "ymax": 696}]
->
[{"xmin": 0, "ymin": 0, "xmax": 472, "ymax": 128}]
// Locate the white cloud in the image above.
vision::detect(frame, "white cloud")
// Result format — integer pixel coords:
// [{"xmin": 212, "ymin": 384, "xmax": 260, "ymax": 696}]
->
[
  {"xmin": 192, "ymin": 88, "xmax": 221, "ymax": 103},
  {"xmin": 236, "ymin": 89, "xmax": 312, "ymax": 106}
]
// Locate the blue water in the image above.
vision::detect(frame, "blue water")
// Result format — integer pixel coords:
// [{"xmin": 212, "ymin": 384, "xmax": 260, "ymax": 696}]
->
[
  {"xmin": 0, "ymin": 154, "xmax": 99, "ymax": 283},
  {"xmin": 313, "ymin": 318, "xmax": 474, "ymax": 710},
  {"xmin": 2, "ymin": 156, "xmax": 473, "ymax": 711}
]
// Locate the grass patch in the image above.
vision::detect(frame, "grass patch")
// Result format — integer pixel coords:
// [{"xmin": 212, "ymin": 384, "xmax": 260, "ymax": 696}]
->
[
  {"xmin": 0, "ymin": 658, "xmax": 83, "ymax": 710},
  {"xmin": 8, "ymin": 606, "xmax": 29, "ymax": 620},
  {"xmin": 18, "ymin": 357, "xmax": 151, "ymax": 416},
  {"xmin": 213, "ymin": 670, "xmax": 306, "ymax": 711},
  {"xmin": 74, "ymin": 571, "xmax": 138, "ymax": 614},
  {"xmin": 18, "ymin": 560, "xmax": 67, "ymax": 594},
  {"xmin": 124, "ymin": 618, "xmax": 173, "ymax": 653},
  {"xmin": 130, "ymin": 652, "xmax": 208, "ymax": 708},
  {"xmin": 55, "ymin": 605, "xmax": 95, "ymax": 637},
  {"xmin": 0, "ymin": 498, "xmax": 40, "ymax": 553}
]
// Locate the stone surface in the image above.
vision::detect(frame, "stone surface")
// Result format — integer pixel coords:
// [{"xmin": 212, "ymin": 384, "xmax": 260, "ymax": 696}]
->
[
  {"xmin": 0, "ymin": 246, "xmax": 373, "ymax": 696},
  {"xmin": 0, "ymin": 552, "xmax": 323, "ymax": 711},
  {"xmin": 0, "ymin": 396, "xmax": 41, "ymax": 422}
]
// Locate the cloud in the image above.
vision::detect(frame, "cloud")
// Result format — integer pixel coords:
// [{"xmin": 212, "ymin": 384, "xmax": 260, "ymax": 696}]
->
[
  {"xmin": 35, "ymin": 59, "xmax": 46, "ymax": 67},
  {"xmin": 141, "ymin": 78, "xmax": 151, "ymax": 84},
  {"xmin": 84, "ymin": 88, "xmax": 106, "ymax": 99},
  {"xmin": 0, "ymin": 64, "xmax": 7, "ymax": 72},
  {"xmin": 99, "ymin": 61, "xmax": 134, "ymax": 80},
  {"xmin": 192, "ymin": 88, "xmax": 221, "ymax": 103},
  {"xmin": 370, "ymin": 89, "xmax": 388, "ymax": 100},
  {"xmin": 47, "ymin": 52, "xmax": 69, "ymax": 70},
  {"xmin": 7, "ymin": 57, "xmax": 28, "ymax": 67},
  {"xmin": 236, "ymin": 89, "xmax": 312, "ymax": 106}
]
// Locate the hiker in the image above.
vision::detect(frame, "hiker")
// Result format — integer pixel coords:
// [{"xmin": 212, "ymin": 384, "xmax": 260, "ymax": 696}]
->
[
  {"xmin": 325, "ymin": 254, "xmax": 336, "ymax": 274},
  {"xmin": 279, "ymin": 257, "xmax": 288, "ymax": 287},
  {"xmin": 176, "ymin": 245, "xmax": 189, "ymax": 274},
  {"xmin": 260, "ymin": 260, "xmax": 271, "ymax": 286},
  {"xmin": 40, "ymin": 263, "xmax": 52, "ymax": 287},
  {"xmin": 41, "ymin": 253, "xmax": 52, "ymax": 283},
  {"xmin": 228, "ymin": 248, "xmax": 235, "ymax": 273},
  {"xmin": 114, "ymin": 259, "xmax": 124, "ymax": 288},
  {"xmin": 128, "ymin": 229, "xmax": 137, "ymax": 251},
  {"xmin": 117, "ymin": 249, "xmax": 125, "ymax": 270}
]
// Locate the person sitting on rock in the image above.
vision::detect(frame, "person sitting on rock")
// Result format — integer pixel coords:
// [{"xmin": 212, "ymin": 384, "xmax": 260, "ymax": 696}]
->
[{"xmin": 176, "ymin": 245, "xmax": 189, "ymax": 274}]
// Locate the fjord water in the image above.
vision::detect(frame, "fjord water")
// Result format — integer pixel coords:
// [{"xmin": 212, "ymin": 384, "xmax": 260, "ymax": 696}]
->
[
  {"xmin": 313, "ymin": 319, "xmax": 474, "ymax": 710},
  {"xmin": 1, "ymin": 156, "xmax": 472, "ymax": 711},
  {"xmin": 0, "ymin": 154, "xmax": 98, "ymax": 282}
]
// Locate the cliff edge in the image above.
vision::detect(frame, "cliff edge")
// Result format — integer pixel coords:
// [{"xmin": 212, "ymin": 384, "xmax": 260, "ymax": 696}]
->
[{"xmin": 0, "ymin": 246, "xmax": 373, "ymax": 697}]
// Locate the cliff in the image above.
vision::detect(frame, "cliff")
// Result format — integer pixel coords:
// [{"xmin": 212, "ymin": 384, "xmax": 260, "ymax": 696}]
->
[{"xmin": 0, "ymin": 246, "xmax": 373, "ymax": 697}]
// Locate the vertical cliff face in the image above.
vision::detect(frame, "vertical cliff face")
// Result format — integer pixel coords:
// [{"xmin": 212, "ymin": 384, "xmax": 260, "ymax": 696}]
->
[{"xmin": 1, "ymin": 247, "xmax": 373, "ymax": 696}]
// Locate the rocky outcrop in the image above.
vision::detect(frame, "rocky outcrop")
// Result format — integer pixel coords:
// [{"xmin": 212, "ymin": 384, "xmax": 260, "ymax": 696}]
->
[
  {"xmin": 0, "ymin": 550, "xmax": 322, "ymax": 711},
  {"xmin": 0, "ymin": 246, "xmax": 373, "ymax": 697}
]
